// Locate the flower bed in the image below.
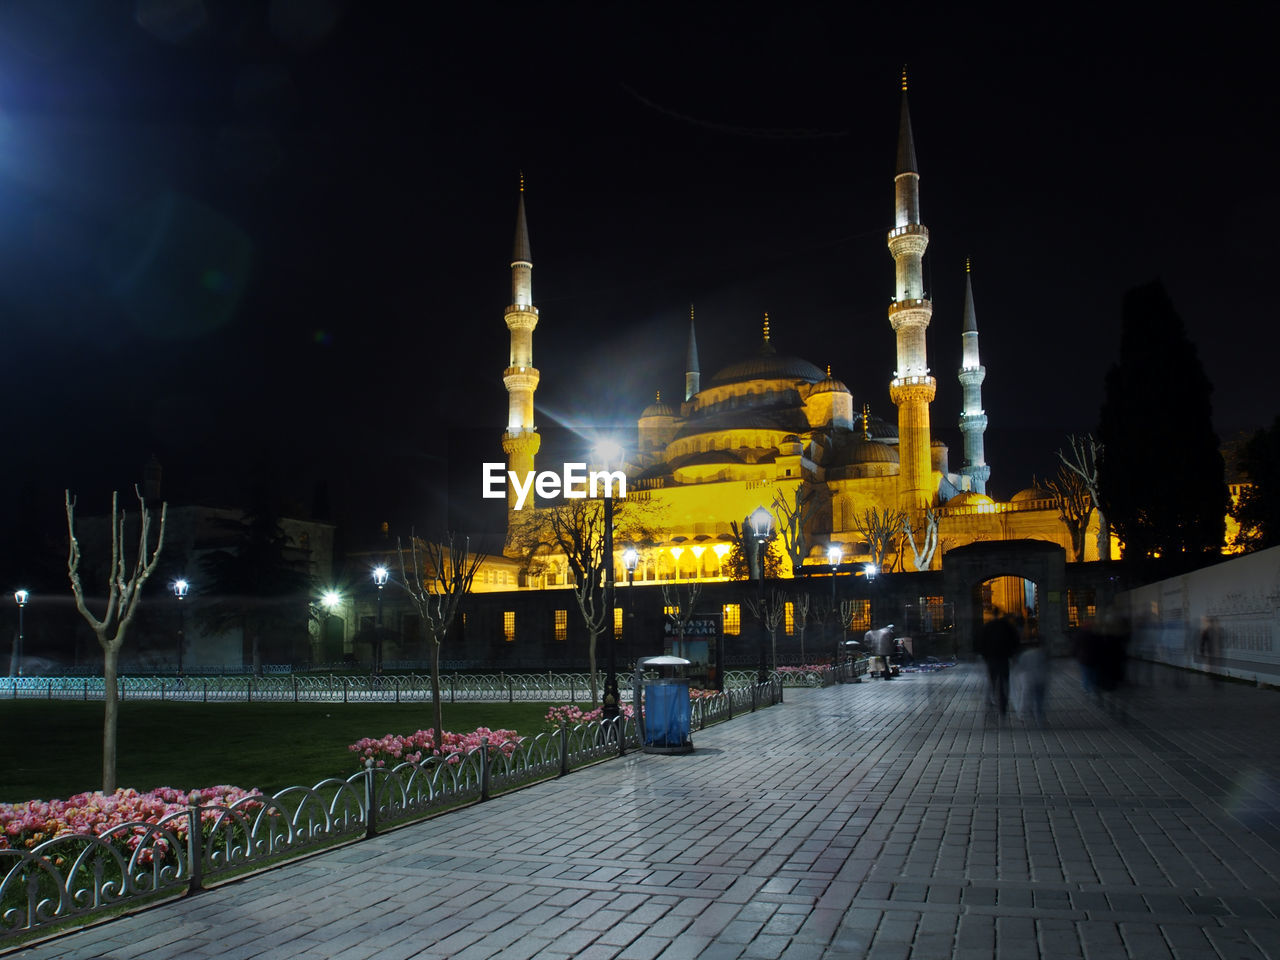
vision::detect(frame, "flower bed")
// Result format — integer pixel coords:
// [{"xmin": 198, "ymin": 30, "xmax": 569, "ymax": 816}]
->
[
  {"xmin": 0, "ymin": 785, "xmax": 262, "ymax": 857},
  {"xmin": 543, "ymin": 704, "xmax": 635, "ymax": 727},
  {"xmin": 348, "ymin": 727, "xmax": 522, "ymax": 768}
]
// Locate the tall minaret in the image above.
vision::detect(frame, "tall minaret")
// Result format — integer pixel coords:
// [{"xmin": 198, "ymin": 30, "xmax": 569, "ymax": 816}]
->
[
  {"xmin": 958, "ymin": 259, "xmax": 990, "ymax": 494},
  {"xmin": 887, "ymin": 68, "xmax": 936, "ymax": 518},
  {"xmin": 502, "ymin": 177, "xmax": 541, "ymax": 515},
  {"xmin": 685, "ymin": 305, "xmax": 701, "ymax": 401}
]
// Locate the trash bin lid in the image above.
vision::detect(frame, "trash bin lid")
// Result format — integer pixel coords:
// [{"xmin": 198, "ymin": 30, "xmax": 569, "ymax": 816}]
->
[{"xmin": 641, "ymin": 655, "xmax": 692, "ymax": 665}]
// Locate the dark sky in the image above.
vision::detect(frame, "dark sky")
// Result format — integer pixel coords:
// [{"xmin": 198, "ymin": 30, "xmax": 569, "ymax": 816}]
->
[{"xmin": 1, "ymin": 3, "xmax": 1277, "ymax": 571}]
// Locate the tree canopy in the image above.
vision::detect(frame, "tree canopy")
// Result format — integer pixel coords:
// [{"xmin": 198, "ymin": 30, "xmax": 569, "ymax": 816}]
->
[
  {"xmin": 1232, "ymin": 416, "xmax": 1280, "ymax": 551},
  {"xmin": 1097, "ymin": 281, "xmax": 1226, "ymax": 567}
]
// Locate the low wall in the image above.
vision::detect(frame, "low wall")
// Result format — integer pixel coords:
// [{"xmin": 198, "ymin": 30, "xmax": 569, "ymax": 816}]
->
[{"xmin": 1119, "ymin": 546, "xmax": 1280, "ymax": 682}]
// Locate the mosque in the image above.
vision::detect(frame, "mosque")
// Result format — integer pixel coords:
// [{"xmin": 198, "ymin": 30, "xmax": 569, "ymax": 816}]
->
[{"xmin": 492, "ymin": 76, "xmax": 1108, "ymax": 600}]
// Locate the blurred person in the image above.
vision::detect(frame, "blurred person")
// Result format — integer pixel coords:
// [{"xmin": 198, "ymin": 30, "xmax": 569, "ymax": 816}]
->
[
  {"xmin": 1016, "ymin": 636, "xmax": 1050, "ymax": 726},
  {"xmin": 977, "ymin": 610, "xmax": 1020, "ymax": 717}
]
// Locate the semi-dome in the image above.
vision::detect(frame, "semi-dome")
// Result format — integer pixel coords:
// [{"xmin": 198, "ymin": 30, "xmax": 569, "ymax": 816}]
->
[{"xmin": 846, "ymin": 438, "xmax": 899, "ymax": 464}]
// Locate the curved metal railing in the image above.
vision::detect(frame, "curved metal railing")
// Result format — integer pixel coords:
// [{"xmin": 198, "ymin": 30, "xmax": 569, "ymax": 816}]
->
[
  {"xmin": 0, "ymin": 665, "xmax": 866, "ymax": 703},
  {"xmin": 1, "ymin": 676, "xmax": 792, "ymax": 942}
]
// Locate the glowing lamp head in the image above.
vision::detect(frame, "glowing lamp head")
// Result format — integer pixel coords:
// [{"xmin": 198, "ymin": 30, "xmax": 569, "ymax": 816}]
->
[
  {"xmin": 827, "ymin": 544, "xmax": 843, "ymax": 567},
  {"xmin": 622, "ymin": 547, "xmax": 639, "ymax": 573},
  {"xmin": 321, "ymin": 591, "xmax": 341, "ymax": 610},
  {"xmin": 172, "ymin": 579, "xmax": 190, "ymax": 600},
  {"xmin": 864, "ymin": 563, "xmax": 879, "ymax": 582},
  {"xmin": 749, "ymin": 506, "xmax": 774, "ymax": 541},
  {"xmin": 372, "ymin": 566, "xmax": 389, "ymax": 588},
  {"xmin": 592, "ymin": 439, "xmax": 624, "ymax": 468},
  {"xmin": 14, "ymin": 589, "xmax": 29, "ymax": 607}
]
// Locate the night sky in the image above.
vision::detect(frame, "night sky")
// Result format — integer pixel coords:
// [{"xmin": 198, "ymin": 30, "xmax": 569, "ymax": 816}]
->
[{"xmin": 1, "ymin": 3, "xmax": 1276, "ymax": 575}]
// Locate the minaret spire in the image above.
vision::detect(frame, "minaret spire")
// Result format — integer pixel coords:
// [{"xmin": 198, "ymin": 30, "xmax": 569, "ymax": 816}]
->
[
  {"xmin": 887, "ymin": 72, "xmax": 937, "ymax": 537},
  {"xmin": 958, "ymin": 259, "xmax": 990, "ymax": 494},
  {"xmin": 685, "ymin": 305, "xmax": 701, "ymax": 401},
  {"xmin": 502, "ymin": 177, "xmax": 542, "ymax": 529}
]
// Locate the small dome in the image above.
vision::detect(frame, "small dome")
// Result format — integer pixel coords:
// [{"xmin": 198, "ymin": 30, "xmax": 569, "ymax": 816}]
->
[
  {"xmin": 848, "ymin": 439, "xmax": 899, "ymax": 464},
  {"xmin": 811, "ymin": 370, "xmax": 850, "ymax": 394},
  {"xmin": 1011, "ymin": 486, "xmax": 1051, "ymax": 503},
  {"xmin": 931, "ymin": 438, "xmax": 947, "ymax": 448},
  {"xmin": 640, "ymin": 391, "xmax": 676, "ymax": 419},
  {"xmin": 948, "ymin": 491, "xmax": 995, "ymax": 508}
]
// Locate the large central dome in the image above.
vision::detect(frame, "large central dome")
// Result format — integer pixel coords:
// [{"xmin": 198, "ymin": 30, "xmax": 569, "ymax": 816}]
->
[{"xmin": 707, "ymin": 322, "xmax": 825, "ymax": 386}]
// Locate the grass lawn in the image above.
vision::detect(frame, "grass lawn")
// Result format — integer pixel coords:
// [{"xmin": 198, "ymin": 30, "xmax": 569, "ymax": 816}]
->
[{"xmin": 0, "ymin": 700, "xmax": 570, "ymax": 803}]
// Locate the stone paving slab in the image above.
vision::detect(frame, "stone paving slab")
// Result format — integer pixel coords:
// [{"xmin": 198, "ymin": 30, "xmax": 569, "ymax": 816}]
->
[{"xmin": 9, "ymin": 663, "xmax": 1280, "ymax": 958}]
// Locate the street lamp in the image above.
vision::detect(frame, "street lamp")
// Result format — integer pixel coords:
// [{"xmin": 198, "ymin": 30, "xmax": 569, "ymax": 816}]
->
[
  {"xmin": 828, "ymin": 544, "xmax": 843, "ymax": 665},
  {"xmin": 593, "ymin": 441, "xmax": 624, "ymax": 722},
  {"xmin": 171, "ymin": 579, "xmax": 189, "ymax": 675},
  {"xmin": 372, "ymin": 566, "xmax": 389, "ymax": 674},
  {"xmin": 749, "ymin": 505, "xmax": 774, "ymax": 684},
  {"xmin": 11, "ymin": 590, "xmax": 28, "ymax": 678},
  {"xmin": 864, "ymin": 562, "xmax": 879, "ymax": 631},
  {"xmin": 623, "ymin": 546, "xmax": 638, "ymax": 698}
]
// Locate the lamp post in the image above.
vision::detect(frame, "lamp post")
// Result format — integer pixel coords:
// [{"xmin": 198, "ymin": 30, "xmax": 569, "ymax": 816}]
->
[
  {"xmin": 171, "ymin": 579, "xmax": 189, "ymax": 675},
  {"xmin": 623, "ymin": 547, "xmax": 638, "ymax": 710},
  {"xmin": 372, "ymin": 566, "xmax": 389, "ymax": 673},
  {"xmin": 11, "ymin": 590, "xmax": 28, "ymax": 678},
  {"xmin": 749, "ymin": 506, "xmax": 773, "ymax": 684},
  {"xmin": 828, "ymin": 544, "xmax": 842, "ymax": 666},
  {"xmin": 864, "ymin": 562, "xmax": 879, "ymax": 630},
  {"xmin": 594, "ymin": 441, "xmax": 624, "ymax": 722}
]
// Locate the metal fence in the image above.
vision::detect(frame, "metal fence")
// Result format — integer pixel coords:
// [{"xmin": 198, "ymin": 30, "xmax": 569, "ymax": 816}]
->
[
  {"xmin": 0, "ymin": 662, "xmax": 868, "ymax": 704},
  {"xmin": 0, "ymin": 674, "xmax": 805, "ymax": 943}
]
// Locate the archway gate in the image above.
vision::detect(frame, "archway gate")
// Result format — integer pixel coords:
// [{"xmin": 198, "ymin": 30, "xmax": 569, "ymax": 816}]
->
[{"xmin": 942, "ymin": 540, "xmax": 1068, "ymax": 656}]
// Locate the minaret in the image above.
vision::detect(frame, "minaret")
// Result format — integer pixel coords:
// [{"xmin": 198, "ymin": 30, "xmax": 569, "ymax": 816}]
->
[
  {"xmin": 502, "ymin": 177, "xmax": 541, "ymax": 516},
  {"xmin": 887, "ymin": 68, "xmax": 936, "ymax": 517},
  {"xmin": 685, "ymin": 305, "xmax": 701, "ymax": 401},
  {"xmin": 958, "ymin": 259, "xmax": 990, "ymax": 494}
]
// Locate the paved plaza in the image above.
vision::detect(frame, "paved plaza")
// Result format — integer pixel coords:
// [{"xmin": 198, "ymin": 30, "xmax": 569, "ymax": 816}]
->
[{"xmin": 11, "ymin": 661, "xmax": 1280, "ymax": 959}]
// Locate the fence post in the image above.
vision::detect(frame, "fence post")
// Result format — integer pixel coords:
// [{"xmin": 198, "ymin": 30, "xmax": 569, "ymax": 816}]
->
[
  {"xmin": 186, "ymin": 796, "xmax": 204, "ymax": 894},
  {"xmin": 751, "ymin": 684, "xmax": 757, "ymax": 712},
  {"xmin": 450, "ymin": 675, "xmax": 456, "ymax": 704},
  {"xmin": 480, "ymin": 737, "xmax": 491, "ymax": 801},
  {"xmin": 778, "ymin": 676, "xmax": 784, "ymax": 704},
  {"xmin": 247, "ymin": 679, "xmax": 252, "ymax": 704},
  {"xmin": 293, "ymin": 676, "xmax": 299, "ymax": 703},
  {"xmin": 343, "ymin": 677, "xmax": 349, "ymax": 704},
  {"xmin": 48, "ymin": 680, "xmax": 53, "ymax": 701},
  {"xmin": 364, "ymin": 758, "xmax": 378, "ymax": 839},
  {"xmin": 84, "ymin": 680, "xmax": 89, "ymax": 701},
  {"xmin": 395, "ymin": 676, "xmax": 401, "ymax": 704}
]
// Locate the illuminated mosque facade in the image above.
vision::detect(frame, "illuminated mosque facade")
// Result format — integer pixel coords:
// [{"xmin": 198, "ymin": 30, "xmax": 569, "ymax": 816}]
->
[{"xmin": 494, "ymin": 78, "xmax": 1108, "ymax": 591}]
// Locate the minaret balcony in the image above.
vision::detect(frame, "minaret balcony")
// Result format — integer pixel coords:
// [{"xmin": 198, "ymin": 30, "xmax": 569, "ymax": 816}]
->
[
  {"xmin": 888, "ymin": 298, "xmax": 932, "ymax": 329},
  {"xmin": 887, "ymin": 223, "xmax": 929, "ymax": 241}
]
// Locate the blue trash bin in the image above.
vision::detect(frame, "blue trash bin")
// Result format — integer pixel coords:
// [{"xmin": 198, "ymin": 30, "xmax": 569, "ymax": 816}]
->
[{"xmin": 643, "ymin": 679, "xmax": 692, "ymax": 754}]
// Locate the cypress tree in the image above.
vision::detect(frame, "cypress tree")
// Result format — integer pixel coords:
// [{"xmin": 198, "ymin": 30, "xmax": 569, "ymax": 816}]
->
[{"xmin": 1097, "ymin": 281, "xmax": 1226, "ymax": 568}]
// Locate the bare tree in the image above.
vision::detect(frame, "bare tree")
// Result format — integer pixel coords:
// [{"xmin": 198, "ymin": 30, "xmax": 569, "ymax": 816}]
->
[
  {"xmin": 509, "ymin": 498, "xmax": 655, "ymax": 706},
  {"xmin": 744, "ymin": 587, "xmax": 787, "ymax": 672},
  {"xmin": 1042, "ymin": 465, "xmax": 1093, "ymax": 562},
  {"xmin": 901, "ymin": 508, "xmax": 939, "ymax": 571},
  {"xmin": 660, "ymin": 580, "xmax": 704, "ymax": 659},
  {"xmin": 398, "ymin": 532, "xmax": 484, "ymax": 754},
  {"xmin": 1059, "ymin": 433, "xmax": 1108, "ymax": 560},
  {"xmin": 66, "ymin": 488, "xmax": 167, "ymax": 793},
  {"xmin": 793, "ymin": 592, "xmax": 811, "ymax": 662},
  {"xmin": 725, "ymin": 517, "xmax": 783, "ymax": 580},
  {"xmin": 772, "ymin": 484, "xmax": 817, "ymax": 574},
  {"xmin": 852, "ymin": 507, "xmax": 906, "ymax": 571}
]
